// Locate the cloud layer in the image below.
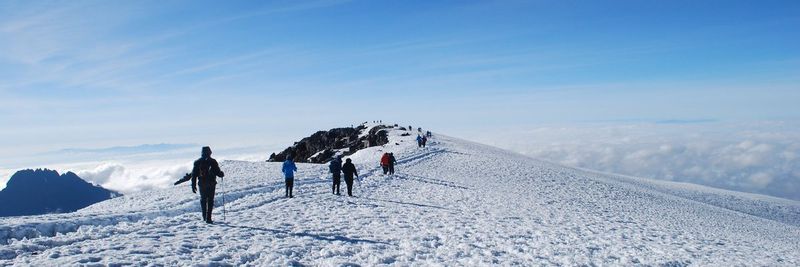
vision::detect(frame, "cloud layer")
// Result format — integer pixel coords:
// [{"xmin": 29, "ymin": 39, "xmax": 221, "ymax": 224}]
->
[
  {"xmin": 76, "ymin": 161, "xmax": 191, "ymax": 193},
  {"xmin": 71, "ymin": 147, "xmax": 271, "ymax": 194},
  {"xmin": 0, "ymin": 145, "xmax": 272, "ymax": 195},
  {"xmin": 473, "ymin": 121, "xmax": 800, "ymax": 201}
]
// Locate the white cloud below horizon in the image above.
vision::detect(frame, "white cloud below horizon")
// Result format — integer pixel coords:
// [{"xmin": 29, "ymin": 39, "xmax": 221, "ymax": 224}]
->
[
  {"xmin": 0, "ymin": 146, "xmax": 273, "ymax": 195},
  {"xmin": 469, "ymin": 121, "xmax": 800, "ymax": 201}
]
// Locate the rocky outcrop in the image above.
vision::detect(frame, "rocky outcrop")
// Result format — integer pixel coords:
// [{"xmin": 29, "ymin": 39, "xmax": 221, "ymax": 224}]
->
[{"xmin": 268, "ymin": 124, "xmax": 392, "ymax": 163}]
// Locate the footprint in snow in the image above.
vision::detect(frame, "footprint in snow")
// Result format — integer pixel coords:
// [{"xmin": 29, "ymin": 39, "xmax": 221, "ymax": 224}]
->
[{"xmin": 76, "ymin": 256, "xmax": 102, "ymax": 263}]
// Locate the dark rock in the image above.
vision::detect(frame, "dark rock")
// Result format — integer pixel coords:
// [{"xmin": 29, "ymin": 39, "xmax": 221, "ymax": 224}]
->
[
  {"xmin": 0, "ymin": 169, "xmax": 121, "ymax": 217},
  {"xmin": 366, "ymin": 126, "xmax": 390, "ymax": 147},
  {"xmin": 268, "ymin": 124, "xmax": 393, "ymax": 163}
]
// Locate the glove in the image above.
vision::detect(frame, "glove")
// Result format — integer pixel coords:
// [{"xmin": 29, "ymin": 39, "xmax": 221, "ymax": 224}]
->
[
  {"xmin": 192, "ymin": 186, "xmax": 197, "ymax": 194},
  {"xmin": 218, "ymin": 171, "xmax": 225, "ymax": 178}
]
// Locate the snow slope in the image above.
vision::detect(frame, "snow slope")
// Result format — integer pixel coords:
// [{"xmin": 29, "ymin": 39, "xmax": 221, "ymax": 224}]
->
[{"xmin": 1, "ymin": 127, "xmax": 799, "ymax": 266}]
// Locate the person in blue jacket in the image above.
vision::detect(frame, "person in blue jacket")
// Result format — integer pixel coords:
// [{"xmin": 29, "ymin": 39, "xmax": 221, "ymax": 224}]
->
[
  {"xmin": 416, "ymin": 135, "xmax": 423, "ymax": 148},
  {"xmin": 282, "ymin": 156, "xmax": 298, "ymax": 198},
  {"xmin": 329, "ymin": 155, "xmax": 343, "ymax": 195}
]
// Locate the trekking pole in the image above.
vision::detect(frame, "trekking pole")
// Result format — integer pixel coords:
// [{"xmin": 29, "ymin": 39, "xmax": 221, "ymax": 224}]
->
[{"xmin": 221, "ymin": 177, "xmax": 226, "ymax": 222}]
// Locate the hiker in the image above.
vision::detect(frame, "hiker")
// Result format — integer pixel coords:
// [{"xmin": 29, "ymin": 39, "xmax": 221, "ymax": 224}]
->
[
  {"xmin": 422, "ymin": 136, "xmax": 428, "ymax": 148},
  {"xmin": 388, "ymin": 153, "xmax": 397, "ymax": 175},
  {"xmin": 329, "ymin": 155, "xmax": 343, "ymax": 195},
  {"xmin": 380, "ymin": 152, "xmax": 391, "ymax": 175},
  {"xmin": 426, "ymin": 131, "xmax": 432, "ymax": 137},
  {"xmin": 282, "ymin": 156, "xmax": 297, "ymax": 198},
  {"xmin": 416, "ymin": 135, "xmax": 423, "ymax": 148},
  {"xmin": 191, "ymin": 146, "xmax": 225, "ymax": 224},
  {"xmin": 342, "ymin": 158, "xmax": 359, "ymax": 197}
]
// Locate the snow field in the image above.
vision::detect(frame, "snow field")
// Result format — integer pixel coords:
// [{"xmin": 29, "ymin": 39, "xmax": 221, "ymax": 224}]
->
[{"xmin": 0, "ymin": 127, "xmax": 798, "ymax": 266}]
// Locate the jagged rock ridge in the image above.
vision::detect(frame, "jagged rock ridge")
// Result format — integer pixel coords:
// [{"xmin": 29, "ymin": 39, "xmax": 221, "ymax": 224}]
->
[{"xmin": 268, "ymin": 124, "xmax": 395, "ymax": 163}]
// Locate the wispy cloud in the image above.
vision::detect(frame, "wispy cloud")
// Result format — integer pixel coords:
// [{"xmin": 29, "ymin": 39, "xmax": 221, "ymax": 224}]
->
[
  {"xmin": 0, "ymin": 0, "xmax": 352, "ymax": 96},
  {"xmin": 655, "ymin": 119, "xmax": 718, "ymax": 124},
  {"xmin": 54, "ymin": 143, "xmax": 196, "ymax": 155},
  {"xmin": 0, "ymin": 3, "xmax": 174, "ymax": 95},
  {"xmin": 223, "ymin": 0, "xmax": 353, "ymax": 22}
]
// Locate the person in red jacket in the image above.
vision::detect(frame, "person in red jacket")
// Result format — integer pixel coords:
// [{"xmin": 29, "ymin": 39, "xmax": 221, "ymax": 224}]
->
[{"xmin": 380, "ymin": 152, "xmax": 390, "ymax": 175}]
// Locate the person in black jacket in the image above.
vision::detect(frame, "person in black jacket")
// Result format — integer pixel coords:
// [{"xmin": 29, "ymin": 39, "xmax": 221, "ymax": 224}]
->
[
  {"xmin": 342, "ymin": 158, "xmax": 358, "ymax": 197},
  {"xmin": 329, "ymin": 156, "xmax": 343, "ymax": 195},
  {"xmin": 191, "ymin": 146, "xmax": 225, "ymax": 224},
  {"xmin": 388, "ymin": 153, "xmax": 397, "ymax": 175}
]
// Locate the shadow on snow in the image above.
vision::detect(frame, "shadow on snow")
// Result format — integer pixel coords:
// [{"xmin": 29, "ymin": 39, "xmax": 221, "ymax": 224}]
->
[{"xmin": 220, "ymin": 224, "xmax": 393, "ymax": 246}]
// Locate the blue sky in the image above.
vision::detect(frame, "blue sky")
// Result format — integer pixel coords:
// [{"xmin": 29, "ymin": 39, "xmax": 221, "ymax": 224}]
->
[{"xmin": 1, "ymin": 1, "xmax": 799, "ymax": 197}]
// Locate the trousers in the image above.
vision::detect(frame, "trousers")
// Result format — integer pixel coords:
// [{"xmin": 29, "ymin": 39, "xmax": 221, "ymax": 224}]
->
[{"xmin": 199, "ymin": 184, "xmax": 216, "ymax": 222}]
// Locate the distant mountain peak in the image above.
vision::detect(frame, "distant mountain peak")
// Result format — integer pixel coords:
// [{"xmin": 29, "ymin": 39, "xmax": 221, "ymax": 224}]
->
[{"xmin": 0, "ymin": 168, "xmax": 121, "ymax": 217}]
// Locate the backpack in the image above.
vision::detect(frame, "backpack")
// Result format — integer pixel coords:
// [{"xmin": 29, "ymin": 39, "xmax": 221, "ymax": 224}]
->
[
  {"xmin": 381, "ymin": 154, "xmax": 390, "ymax": 166},
  {"xmin": 197, "ymin": 158, "xmax": 213, "ymax": 181},
  {"xmin": 329, "ymin": 159, "xmax": 342, "ymax": 173}
]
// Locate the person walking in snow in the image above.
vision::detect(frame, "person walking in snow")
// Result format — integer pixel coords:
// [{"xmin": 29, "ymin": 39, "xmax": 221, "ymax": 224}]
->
[
  {"xmin": 329, "ymin": 155, "xmax": 343, "ymax": 195},
  {"xmin": 342, "ymin": 158, "xmax": 359, "ymax": 197},
  {"xmin": 191, "ymin": 146, "xmax": 225, "ymax": 224},
  {"xmin": 416, "ymin": 135, "xmax": 423, "ymax": 148},
  {"xmin": 282, "ymin": 156, "xmax": 297, "ymax": 198},
  {"xmin": 388, "ymin": 153, "xmax": 397, "ymax": 175},
  {"xmin": 422, "ymin": 136, "xmax": 428, "ymax": 148},
  {"xmin": 380, "ymin": 152, "xmax": 391, "ymax": 175}
]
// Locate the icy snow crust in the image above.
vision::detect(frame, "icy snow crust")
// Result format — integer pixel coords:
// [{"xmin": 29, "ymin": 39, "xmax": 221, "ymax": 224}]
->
[{"xmin": 1, "ymin": 128, "xmax": 799, "ymax": 266}]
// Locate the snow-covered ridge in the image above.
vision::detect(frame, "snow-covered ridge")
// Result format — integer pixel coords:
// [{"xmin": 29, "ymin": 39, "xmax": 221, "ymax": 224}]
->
[{"xmin": 1, "ymin": 127, "xmax": 798, "ymax": 265}]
